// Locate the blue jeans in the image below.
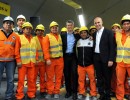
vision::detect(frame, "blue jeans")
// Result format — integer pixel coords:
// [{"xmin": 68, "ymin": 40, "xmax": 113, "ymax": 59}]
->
[{"xmin": 0, "ymin": 61, "xmax": 16, "ymax": 99}]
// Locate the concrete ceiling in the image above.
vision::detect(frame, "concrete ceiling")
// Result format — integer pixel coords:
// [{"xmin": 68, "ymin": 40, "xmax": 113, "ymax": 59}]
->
[{"xmin": 0, "ymin": 0, "xmax": 130, "ymax": 32}]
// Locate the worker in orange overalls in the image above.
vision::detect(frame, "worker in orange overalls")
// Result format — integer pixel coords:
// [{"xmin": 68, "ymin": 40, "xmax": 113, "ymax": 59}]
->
[
  {"xmin": 42, "ymin": 21, "xmax": 64, "ymax": 99},
  {"xmin": 76, "ymin": 26, "xmax": 97, "ymax": 100},
  {"xmin": 116, "ymin": 14, "xmax": 130, "ymax": 100},
  {"xmin": 110, "ymin": 23, "xmax": 121, "ymax": 97},
  {"xmin": 15, "ymin": 22, "xmax": 38, "ymax": 100},
  {"xmin": 34, "ymin": 24, "xmax": 46, "ymax": 98},
  {"xmin": 0, "ymin": 16, "xmax": 20, "ymax": 100}
]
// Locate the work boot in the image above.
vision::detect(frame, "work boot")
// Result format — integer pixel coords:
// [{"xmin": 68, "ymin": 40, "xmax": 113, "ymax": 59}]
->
[
  {"xmin": 54, "ymin": 94, "xmax": 60, "ymax": 99},
  {"xmin": 90, "ymin": 96, "xmax": 97, "ymax": 100},
  {"xmin": 45, "ymin": 94, "xmax": 52, "ymax": 99},
  {"xmin": 30, "ymin": 97, "xmax": 38, "ymax": 100},
  {"xmin": 78, "ymin": 94, "xmax": 86, "ymax": 99}
]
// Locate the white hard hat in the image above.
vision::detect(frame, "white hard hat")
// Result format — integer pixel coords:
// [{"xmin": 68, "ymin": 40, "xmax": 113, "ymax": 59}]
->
[
  {"xmin": 3, "ymin": 16, "xmax": 14, "ymax": 24},
  {"xmin": 16, "ymin": 14, "xmax": 26, "ymax": 21}
]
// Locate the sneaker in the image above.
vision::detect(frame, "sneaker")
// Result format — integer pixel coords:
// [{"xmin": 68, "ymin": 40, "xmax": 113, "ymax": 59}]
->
[
  {"xmin": 45, "ymin": 94, "xmax": 52, "ymax": 99},
  {"xmin": 90, "ymin": 96, "xmax": 97, "ymax": 100},
  {"xmin": 78, "ymin": 94, "xmax": 85, "ymax": 99},
  {"xmin": 54, "ymin": 94, "xmax": 60, "ymax": 99}
]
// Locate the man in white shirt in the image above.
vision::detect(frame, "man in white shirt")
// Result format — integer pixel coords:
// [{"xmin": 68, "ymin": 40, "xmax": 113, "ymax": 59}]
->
[{"xmin": 93, "ymin": 17, "xmax": 116, "ymax": 100}]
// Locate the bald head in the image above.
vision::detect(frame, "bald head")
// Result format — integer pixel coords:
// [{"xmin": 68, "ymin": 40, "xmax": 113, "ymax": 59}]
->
[{"xmin": 94, "ymin": 17, "xmax": 103, "ymax": 30}]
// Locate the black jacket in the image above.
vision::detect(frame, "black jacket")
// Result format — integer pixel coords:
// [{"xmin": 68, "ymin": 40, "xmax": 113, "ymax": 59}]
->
[
  {"xmin": 93, "ymin": 28, "xmax": 116, "ymax": 63},
  {"xmin": 77, "ymin": 38, "xmax": 94, "ymax": 67}
]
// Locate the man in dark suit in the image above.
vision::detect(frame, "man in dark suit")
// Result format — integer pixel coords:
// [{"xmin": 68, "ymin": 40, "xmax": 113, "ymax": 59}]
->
[
  {"xmin": 61, "ymin": 20, "xmax": 80, "ymax": 100},
  {"xmin": 93, "ymin": 17, "xmax": 116, "ymax": 100}
]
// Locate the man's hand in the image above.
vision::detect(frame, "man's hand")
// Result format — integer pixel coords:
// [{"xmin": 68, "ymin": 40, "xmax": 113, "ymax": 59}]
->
[
  {"xmin": 35, "ymin": 60, "xmax": 39, "ymax": 66},
  {"xmin": 17, "ymin": 62, "xmax": 22, "ymax": 68},
  {"xmin": 108, "ymin": 61, "xmax": 113, "ymax": 67},
  {"xmin": 46, "ymin": 59, "xmax": 51, "ymax": 66}
]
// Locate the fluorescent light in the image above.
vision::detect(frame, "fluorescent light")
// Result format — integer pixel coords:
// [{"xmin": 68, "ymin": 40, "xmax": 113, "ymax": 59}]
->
[
  {"xmin": 78, "ymin": 14, "xmax": 85, "ymax": 26},
  {"xmin": 61, "ymin": 0, "xmax": 81, "ymax": 9}
]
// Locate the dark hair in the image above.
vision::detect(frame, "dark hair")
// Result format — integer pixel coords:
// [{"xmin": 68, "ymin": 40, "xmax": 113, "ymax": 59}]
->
[
  {"xmin": 66, "ymin": 20, "xmax": 74, "ymax": 25},
  {"xmin": 121, "ymin": 20, "xmax": 130, "ymax": 25}
]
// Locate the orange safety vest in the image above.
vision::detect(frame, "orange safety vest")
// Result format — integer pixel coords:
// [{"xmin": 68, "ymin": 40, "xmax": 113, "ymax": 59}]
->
[{"xmin": 0, "ymin": 30, "xmax": 18, "ymax": 61}]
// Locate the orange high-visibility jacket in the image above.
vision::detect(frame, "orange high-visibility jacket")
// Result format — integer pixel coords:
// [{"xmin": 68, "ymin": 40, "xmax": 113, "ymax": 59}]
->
[{"xmin": 0, "ymin": 30, "xmax": 20, "ymax": 61}]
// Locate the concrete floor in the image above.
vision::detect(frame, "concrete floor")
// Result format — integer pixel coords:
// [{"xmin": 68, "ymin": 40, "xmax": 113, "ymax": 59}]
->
[{"xmin": 0, "ymin": 80, "xmax": 127, "ymax": 100}]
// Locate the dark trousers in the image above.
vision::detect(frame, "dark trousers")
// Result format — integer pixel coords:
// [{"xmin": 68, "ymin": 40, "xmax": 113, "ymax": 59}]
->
[
  {"xmin": 64, "ymin": 53, "xmax": 78, "ymax": 93},
  {"xmin": 94, "ymin": 53, "xmax": 112, "ymax": 98}
]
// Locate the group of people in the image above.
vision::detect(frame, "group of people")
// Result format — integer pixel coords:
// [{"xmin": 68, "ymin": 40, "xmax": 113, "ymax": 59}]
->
[{"xmin": 0, "ymin": 13, "xmax": 130, "ymax": 100}]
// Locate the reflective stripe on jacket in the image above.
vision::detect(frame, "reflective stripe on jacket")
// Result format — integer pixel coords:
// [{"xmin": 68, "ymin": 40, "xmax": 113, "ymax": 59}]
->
[
  {"xmin": 0, "ymin": 30, "xmax": 19, "ymax": 61},
  {"xmin": 20, "ymin": 35, "xmax": 37, "ymax": 64},
  {"xmin": 116, "ymin": 32, "xmax": 130, "ymax": 63},
  {"xmin": 47, "ymin": 34, "xmax": 63, "ymax": 58},
  {"xmin": 34, "ymin": 36, "xmax": 44, "ymax": 62}
]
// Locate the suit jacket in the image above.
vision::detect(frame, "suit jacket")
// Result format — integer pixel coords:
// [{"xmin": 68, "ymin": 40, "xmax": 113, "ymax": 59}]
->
[
  {"xmin": 93, "ymin": 28, "xmax": 116, "ymax": 63},
  {"xmin": 61, "ymin": 32, "xmax": 80, "ymax": 56}
]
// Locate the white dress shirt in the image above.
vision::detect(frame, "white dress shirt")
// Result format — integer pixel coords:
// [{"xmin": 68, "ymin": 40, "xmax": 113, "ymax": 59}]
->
[{"xmin": 94, "ymin": 27, "xmax": 104, "ymax": 53}]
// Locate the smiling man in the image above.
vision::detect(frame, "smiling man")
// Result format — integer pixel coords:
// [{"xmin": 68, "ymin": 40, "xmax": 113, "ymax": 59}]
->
[
  {"xmin": 116, "ymin": 14, "xmax": 130, "ymax": 100},
  {"xmin": 43, "ymin": 21, "xmax": 64, "ymax": 99},
  {"xmin": 93, "ymin": 17, "xmax": 116, "ymax": 100}
]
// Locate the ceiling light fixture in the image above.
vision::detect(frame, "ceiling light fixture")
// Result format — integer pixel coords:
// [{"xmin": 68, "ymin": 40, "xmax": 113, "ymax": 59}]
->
[
  {"xmin": 78, "ymin": 14, "xmax": 85, "ymax": 26},
  {"xmin": 60, "ymin": 0, "xmax": 81, "ymax": 9}
]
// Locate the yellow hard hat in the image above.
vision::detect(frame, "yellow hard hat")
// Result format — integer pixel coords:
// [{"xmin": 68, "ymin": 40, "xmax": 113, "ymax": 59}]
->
[
  {"xmin": 79, "ymin": 26, "xmax": 88, "ymax": 32},
  {"xmin": 22, "ymin": 22, "xmax": 33, "ymax": 29},
  {"xmin": 74, "ymin": 27, "xmax": 79, "ymax": 31},
  {"xmin": 36, "ymin": 24, "xmax": 45, "ymax": 31},
  {"xmin": 61, "ymin": 27, "xmax": 67, "ymax": 32},
  {"xmin": 49, "ymin": 21, "xmax": 58, "ymax": 28},
  {"xmin": 121, "ymin": 14, "xmax": 130, "ymax": 24},
  {"xmin": 89, "ymin": 26, "xmax": 96, "ymax": 30},
  {"xmin": 111, "ymin": 23, "xmax": 121, "ymax": 29}
]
